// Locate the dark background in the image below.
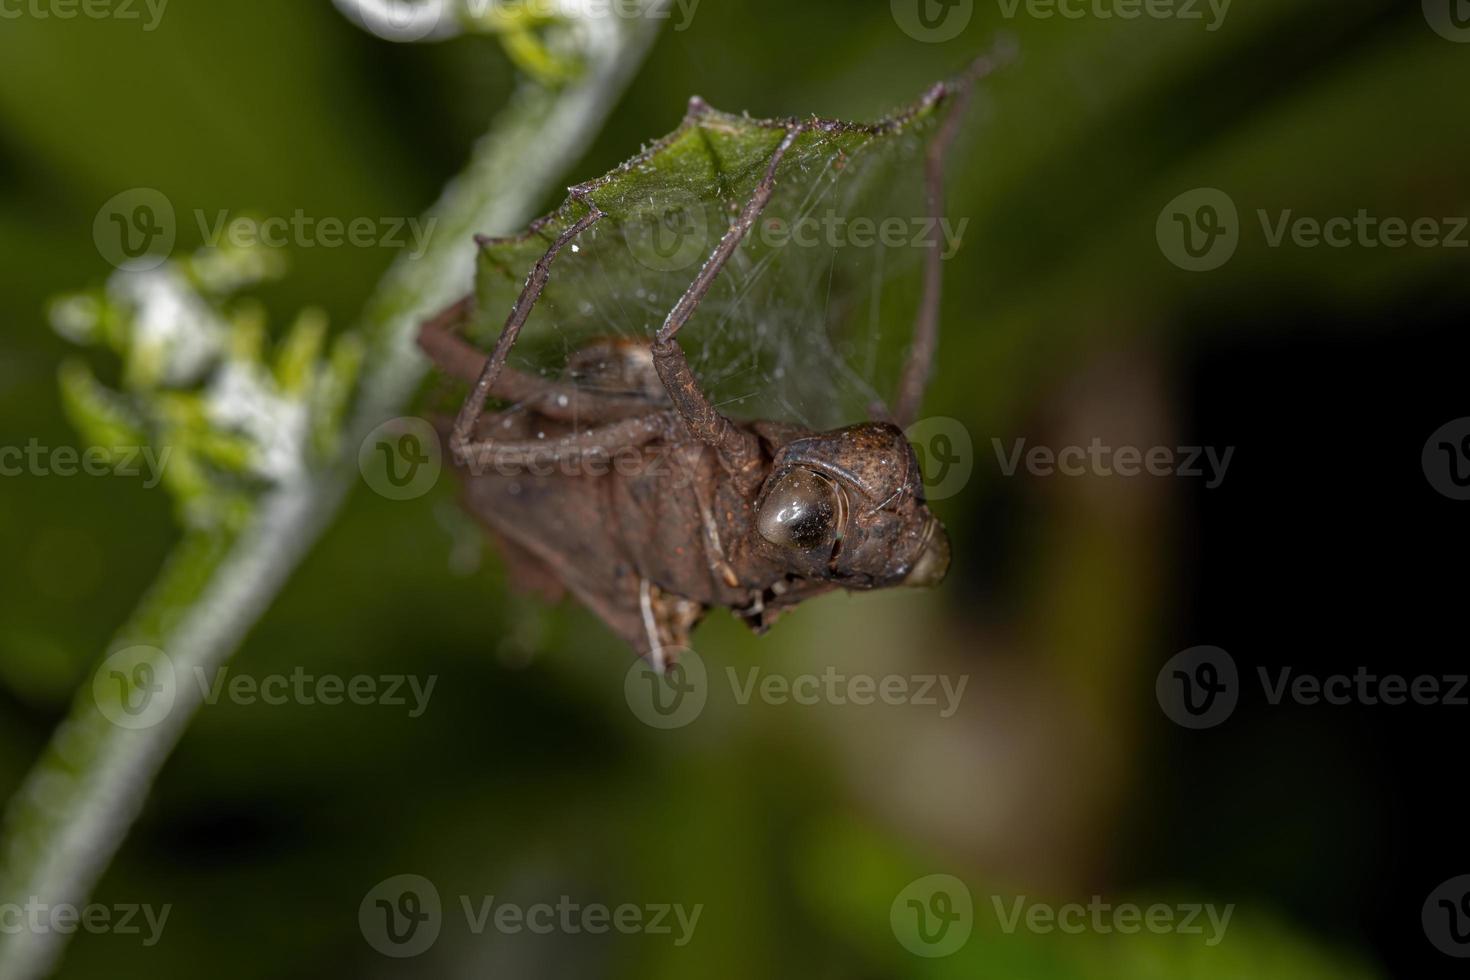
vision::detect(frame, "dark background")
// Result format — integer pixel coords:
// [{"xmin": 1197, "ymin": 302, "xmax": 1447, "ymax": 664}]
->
[{"xmin": 1, "ymin": 0, "xmax": 1465, "ymax": 976}]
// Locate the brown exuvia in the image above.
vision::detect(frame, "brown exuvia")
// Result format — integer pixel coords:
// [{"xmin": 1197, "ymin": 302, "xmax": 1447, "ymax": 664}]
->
[{"xmin": 417, "ymin": 59, "xmax": 998, "ymax": 669}]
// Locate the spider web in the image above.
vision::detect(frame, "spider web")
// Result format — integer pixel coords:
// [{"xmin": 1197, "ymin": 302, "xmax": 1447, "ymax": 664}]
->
[{"xmin": 465, "ymin": 82, "xmax": 967, "ymax": 432}]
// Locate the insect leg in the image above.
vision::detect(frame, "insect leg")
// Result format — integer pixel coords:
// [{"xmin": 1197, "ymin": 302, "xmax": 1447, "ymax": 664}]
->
[
  {"xmin": 634, "ymin": 579, "xmax": 705, "ymax": 673},
  {"xmin": 891, "ymin": 52, "xmax": 993, "ymax": 428},
  {"xmin": 455, "ymin": 411, "xmax": 678, "ymax": 475},
  {"xmin": 419, "ymin": 295, "xmax": 650, "ymax": 423},
  {"xmin": 416, "ymin": 296, "xmax": 485, "ymax": 384},
  {"xmin": 649, "ymin": 124, "xmax": 808, "ymax": 480},
  {"xmin": 638, "ymin": 579, "xmax": 666, "ymax": 673},
  {"xmin": 450, "ymin": 200, "xmax": 607, "ymax": 464}
]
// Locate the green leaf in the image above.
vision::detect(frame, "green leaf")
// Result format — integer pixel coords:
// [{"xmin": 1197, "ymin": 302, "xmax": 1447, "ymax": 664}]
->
[
  {"xmin": 56, "ymin": 360, "xmax": 147, "ymax": 460},
  {"xmin": 470, "ymin": 76, "xmax": 974, "ymax": 430}
]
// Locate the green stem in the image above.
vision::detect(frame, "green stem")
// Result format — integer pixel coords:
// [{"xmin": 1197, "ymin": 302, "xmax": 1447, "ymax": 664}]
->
[{"xmin": 0, "ymin": 12, "xmax": 664, "ymax": 978}]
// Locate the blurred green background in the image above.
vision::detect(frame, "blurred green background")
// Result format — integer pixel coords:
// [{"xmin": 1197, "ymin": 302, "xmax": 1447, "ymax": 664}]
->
[{"xmin": 2, "ymin": 0, "xmax": 1467, "ymax": 976}]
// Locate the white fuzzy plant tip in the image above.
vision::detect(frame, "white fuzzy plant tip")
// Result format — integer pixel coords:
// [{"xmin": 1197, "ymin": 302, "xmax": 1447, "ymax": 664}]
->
[
  {"xmin": 49, "ymin": 228, "xmax": 364, "ymax": 532},
  {"xmin": 332, "ymin": 0, "xmax": 635, "ymax": 85}
]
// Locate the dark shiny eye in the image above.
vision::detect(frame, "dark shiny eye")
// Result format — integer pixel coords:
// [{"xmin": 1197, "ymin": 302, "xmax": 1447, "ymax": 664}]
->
[{"xmin": 757, "ymin": 468, "xmax": 841, "ymax": 550}]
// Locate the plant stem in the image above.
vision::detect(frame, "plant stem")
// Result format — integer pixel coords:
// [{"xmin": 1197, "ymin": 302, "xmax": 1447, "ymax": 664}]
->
[{"xmin": 0, "ymin": 12, "xmax": 664, "ymax": 978}]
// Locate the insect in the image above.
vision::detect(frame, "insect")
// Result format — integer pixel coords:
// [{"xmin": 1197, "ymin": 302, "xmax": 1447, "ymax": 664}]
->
[{"xmin": 417, "ymin": 59, "xmax": 997, "ymax": 669}]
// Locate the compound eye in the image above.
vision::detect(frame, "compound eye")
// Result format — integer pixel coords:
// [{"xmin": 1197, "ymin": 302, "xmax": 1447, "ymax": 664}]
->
[{"xmin": 757, "ymin": 468, "xmax": 842, "ymax": 550}]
